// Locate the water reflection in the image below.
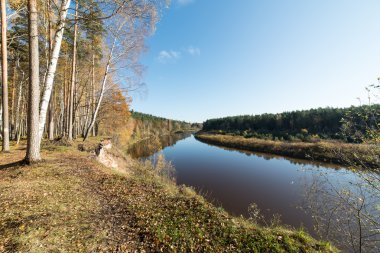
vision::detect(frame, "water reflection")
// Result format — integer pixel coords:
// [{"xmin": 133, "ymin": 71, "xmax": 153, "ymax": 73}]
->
[
  {"xmin": 127, "ymin": 132, "xmax": 192, "ymax": 158},
  {"xmin": 128, "ymin": 134, "xmax": 379, "ymax": 252},
  {"xmin": 198, "ymin": 140, "xmax": 343, "ymax": 170}
]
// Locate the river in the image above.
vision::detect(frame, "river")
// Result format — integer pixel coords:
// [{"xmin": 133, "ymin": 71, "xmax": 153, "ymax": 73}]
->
[{"xmin": 128, "ymin": 133, "xmax": 380, "ymax": 252}]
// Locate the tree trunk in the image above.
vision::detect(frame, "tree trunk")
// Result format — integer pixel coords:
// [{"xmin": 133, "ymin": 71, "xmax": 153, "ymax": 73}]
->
[
  {"xmin": 47, "ymin": 0, "xmax": 54, "ymax": 141},
  {"xmin": 25, "ymin": 0, "xmax": 41, "ymax": 163},
  {"xmin": 14, "ymin": 56, "xmax": 24, "ymax": 144},
  {"xmin": 62, "ymin": 57, "xmax": 68, "ymax": 136},
  {"xmin": 1, "ymin": 0, "xmax": 9, "ymax": 152},
  {"xmin": 68, "ymin": 1, "xmax": 78, "ymax": 140},
  {"xmin": 91, "ymin": 53, "xmax": 96, "ymax": 137},
  {"xmin": 83, "ymin": 38, "xmax": 116, "ymax": 141},
  {"xmin": 0, "ymin": 102, "xmax": 2, "ymax": 140},
  {"xmin": 11, "ymin": 63, "xmax": 17, "ymax": 140},
  {"xmin": 48, "ymin": 92, "xmax": 55, "ymax": 140},
  {"xmin": 18, "ymin": 100, "xmax": 26, "ymax": 144},
  {"xmin": 83, "ymin": 78, "xmax": 91, "ymax": 137},
  {"xmin": 15, "ymin": 79, "xmax": 23, "ymax": 143},
  {"xmin": 38, "ymin": 0, "xmax": 71, "ymax": 141}
]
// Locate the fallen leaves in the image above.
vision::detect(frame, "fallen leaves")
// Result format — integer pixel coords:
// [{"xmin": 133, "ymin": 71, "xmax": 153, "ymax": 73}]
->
[{"xmin": 0, "ymin": 141, "xmax": 337, "ymax": 252}]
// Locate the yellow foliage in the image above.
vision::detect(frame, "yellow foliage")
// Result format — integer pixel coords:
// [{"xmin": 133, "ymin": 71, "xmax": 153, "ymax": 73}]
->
[
  {"xmin": 98, "ymin": 86, "xmax": 132, "ymax": 146},
  {"xmin": 9, "ymin": 0, "xmax": 26, "ymax": 9}
]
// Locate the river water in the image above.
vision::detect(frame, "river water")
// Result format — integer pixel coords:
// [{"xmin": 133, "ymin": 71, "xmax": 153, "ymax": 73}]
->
[{"xmin": 128, "ymin": 133, "xmax": 380, "ymax": 252}]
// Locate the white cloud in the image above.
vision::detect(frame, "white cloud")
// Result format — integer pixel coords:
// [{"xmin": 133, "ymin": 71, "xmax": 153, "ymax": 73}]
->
[
  {"xmin": 177, "ymin": 0, "xmax": 194, "ymax": 6},
  {"xmin": 157, "ymin": 50, "xmax": 181, "ymax": 63},
  {"xmin": 187, "ymin": 46, "xmax": 201, "ymax": 56},
  {"xmin": 157, "ymin": 46, "xmax": 200, "ymax": 63}
]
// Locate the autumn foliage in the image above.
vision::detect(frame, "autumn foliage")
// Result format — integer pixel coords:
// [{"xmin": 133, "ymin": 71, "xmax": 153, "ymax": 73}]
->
[{"xmin": 97, "ymin": 85, "xmax": 132, "ymax": 145}]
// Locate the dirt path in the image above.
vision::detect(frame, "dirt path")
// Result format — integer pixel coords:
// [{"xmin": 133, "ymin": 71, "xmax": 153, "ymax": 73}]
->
[{"xmin": 0, "ymin": 145, "xmax": 142, "ymax": 252}]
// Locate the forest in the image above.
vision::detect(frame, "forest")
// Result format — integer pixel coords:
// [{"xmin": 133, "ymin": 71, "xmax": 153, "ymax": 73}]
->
[
  {"xmin": 0, "ymin": 0, "xmax": 167, "ymax": 163},
  {"xmin": 202, "ymin": 105, "xmax": 380, "ymax": 142},
  {"xmin": 127, "ymin": 111, "xmax": 197, "ymax": 144},
  {"xmin": 131, "ymin": 111, "xmax": 193, "ymax": 133}
]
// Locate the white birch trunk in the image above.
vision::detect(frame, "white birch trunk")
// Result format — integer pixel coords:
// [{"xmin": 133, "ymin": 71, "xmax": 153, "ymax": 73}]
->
[
  {"xmin": 68, "ymin": 1, "xmax": 78, "ymax": 140},
  {"xmin": 83, "ymin": 38, "xmax": 116, "ymax": 141},
  {"xmin": 38, "ymin": 0, "xmax": 71, "ymax": 141},
  {"xmin": 91, "ymin": 53, "xmax": 96, "ymax": 137},
  {"xmin": 15, "ymin": 77, "xmax": 23, "ymax": 142}
]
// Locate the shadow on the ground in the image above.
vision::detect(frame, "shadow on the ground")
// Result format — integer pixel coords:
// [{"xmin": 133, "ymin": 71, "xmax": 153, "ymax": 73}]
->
[{"xmin": 0, "ymin": 160, "xmax": 25, "ymax": 170}]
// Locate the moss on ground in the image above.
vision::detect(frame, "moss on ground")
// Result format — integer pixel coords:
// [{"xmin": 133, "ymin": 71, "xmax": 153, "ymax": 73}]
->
[{"xmin": 0, "ymin": 139, "xmax": 337, "ymax": 252}]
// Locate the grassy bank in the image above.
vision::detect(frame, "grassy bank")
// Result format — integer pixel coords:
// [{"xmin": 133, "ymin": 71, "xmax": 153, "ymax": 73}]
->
[
  {"xmin": 195, "ymin": 132, "xmax": 379, "ymax": 168},
  {"xmin": 0, "ymin": 139, "xmax": 337, "ymax": 252}
]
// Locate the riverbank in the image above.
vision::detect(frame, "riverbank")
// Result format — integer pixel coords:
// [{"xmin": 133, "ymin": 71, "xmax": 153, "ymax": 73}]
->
[
  {"xmin": 0, "ymin": 139, "xmax": 336, "ymax": 252},
  {"xmin": 128, "ymin": 129, "xmax": 198, "ymax": 147},
  {"xmin": 195, "ymin": 132, "xmax": 379, "ymax": 168}
]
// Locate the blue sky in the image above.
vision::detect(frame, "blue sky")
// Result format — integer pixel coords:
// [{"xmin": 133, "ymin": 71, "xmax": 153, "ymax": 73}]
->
[{"xmin": 130, "ymin": 0, "xmax": 380, "ymax": 123}]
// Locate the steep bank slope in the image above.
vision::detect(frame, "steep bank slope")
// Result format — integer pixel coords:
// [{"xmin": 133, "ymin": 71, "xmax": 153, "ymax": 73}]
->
[{"xmin": 0, "ymin": 140, "xmax": 336, "ymax": 252}]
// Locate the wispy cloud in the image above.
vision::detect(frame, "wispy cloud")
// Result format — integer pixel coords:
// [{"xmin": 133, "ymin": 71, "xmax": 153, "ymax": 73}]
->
[
  {"xmin": 187, "ymin": 46, "xmax": 201, "ymax": 56},
  {"xmin": 157, "ymin": 46, "xmax": 200, "ymax": 63},
  {"xmin": 177, "ymin": 0, "xmax": 195, "ymax": 6},
  {"xmin": 157, "ymin": 50, "xmax": 181, "ymax": 63}
]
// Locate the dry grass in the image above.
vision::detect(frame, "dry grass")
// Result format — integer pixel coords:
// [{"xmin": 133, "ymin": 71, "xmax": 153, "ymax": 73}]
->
[
  {"xmin": 196, "ymin": 133, "xmax": 379, "ymax": 168},
  {"xmin": 0, "ymin": 139, "xmax": 337, "ymax": 252},
  {"xmin": 0, "ymin": 142, "xmax": 140, "ymax": 252}
]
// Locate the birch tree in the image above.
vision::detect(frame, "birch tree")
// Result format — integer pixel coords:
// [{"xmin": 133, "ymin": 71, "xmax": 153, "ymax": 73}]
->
[
  {"xmin": 68, "ymin": 1, "xmax": 78, "ymax": 140},
  {"xmin": 83, "ymin": 0, "xmax": 161, "ymax": 140},
  {"xmin": 38, "ymin": 0, "xmax": 71, "ymax": 141},
  {"xmin": 46, "ymin": 0, "xmax": 54, "ymax": 140}
]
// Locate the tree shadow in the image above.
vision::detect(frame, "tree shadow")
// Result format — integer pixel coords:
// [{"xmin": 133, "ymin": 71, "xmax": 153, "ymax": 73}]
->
[{"xmin": 0, "ymin": 160, "xmax": 26, "ymax": 171}]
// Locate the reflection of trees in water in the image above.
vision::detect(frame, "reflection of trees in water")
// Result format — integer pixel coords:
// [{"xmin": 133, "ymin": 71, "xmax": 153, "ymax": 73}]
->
[
  {"xmin": 300, "ymin": 168, "xmax": 380, "ymax": 253},
  {"xmin": 128, "ymin": 133, "xmax": 192, "ymax": 158},
  {"xmin": 152, "ymin": 154, "xmax": 176, "ymax": 182},
  {"xmin": 201, "ymin": 141, "xmax": 341, "ymax": 169}
]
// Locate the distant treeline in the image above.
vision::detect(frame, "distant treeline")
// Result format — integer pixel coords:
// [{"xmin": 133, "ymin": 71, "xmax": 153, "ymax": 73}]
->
[
  {"xmin": 202, "ymin": 105, "xmax": 380, "ymax": 142},
  {"xmin": 131, "ymin": 111, "xmax": 196, "ymax": 130},
  {"xmin": 132, "ymin": 111, "xmax": 176, "ymax": 122},
  {"xmin": 130, "ymin": 111, "xmax": 200, "ymax": 142}
]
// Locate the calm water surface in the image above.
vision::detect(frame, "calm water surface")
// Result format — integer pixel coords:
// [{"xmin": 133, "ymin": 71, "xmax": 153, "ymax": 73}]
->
[{"xmin": 128, "ymin": 134, "xmax": 379, "ymax": 251}]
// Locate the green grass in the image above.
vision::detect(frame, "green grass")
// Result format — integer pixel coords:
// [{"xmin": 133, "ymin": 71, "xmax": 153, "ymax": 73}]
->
[{"xmin": 0, "ymin": 139, "xmax": 338, "ymax": 252}]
